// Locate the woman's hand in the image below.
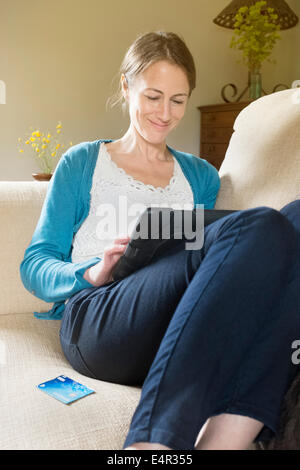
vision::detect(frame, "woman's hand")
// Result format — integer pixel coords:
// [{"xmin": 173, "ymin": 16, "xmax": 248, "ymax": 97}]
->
[{"xmin": 83, "ymin": 236, "xmax": 131, "ymax": 287}]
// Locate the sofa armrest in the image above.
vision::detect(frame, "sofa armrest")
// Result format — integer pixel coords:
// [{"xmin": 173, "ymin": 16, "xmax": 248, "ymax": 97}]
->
[{"xmin": 0, "ymin": 181, "xmax": 51, "ymax": 315}]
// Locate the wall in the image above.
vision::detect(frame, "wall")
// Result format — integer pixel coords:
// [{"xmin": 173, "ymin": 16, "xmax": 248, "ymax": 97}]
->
[
  {"xmin": 289, "ymin": 0, "xmax": 300, "ymax": 81},
  {"xmin": 0, "ymin": 0, "xmax": 299, "ymax": 180}
]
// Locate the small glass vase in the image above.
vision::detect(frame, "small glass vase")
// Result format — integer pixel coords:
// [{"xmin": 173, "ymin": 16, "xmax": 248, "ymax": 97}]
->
[{"xmin": 249, "ymin": 68, "xmax": 263, "ymax": 100}]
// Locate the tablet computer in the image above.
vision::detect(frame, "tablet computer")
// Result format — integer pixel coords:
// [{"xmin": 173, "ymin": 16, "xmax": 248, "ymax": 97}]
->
[{"xmin": 111, "ymin": 207, "xmax": 237, "ymax": 281}]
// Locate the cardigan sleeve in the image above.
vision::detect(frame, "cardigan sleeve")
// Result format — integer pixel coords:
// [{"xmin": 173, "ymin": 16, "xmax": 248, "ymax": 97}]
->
[
  {"xmin": 19, "ymin": 147, "xmax": 101, "ymax": 303},
  {"xmin": 202, "ymin": 163, "xmax": 221, "ymax": 209},
  {"xmin": 178, "ymin": 150, "xmax": 221, "ymax": 210}
]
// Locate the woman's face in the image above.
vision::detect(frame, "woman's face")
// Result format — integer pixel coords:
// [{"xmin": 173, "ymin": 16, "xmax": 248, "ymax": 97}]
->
[{"xmin": 122, "ymin": 60, "xmax": 190, "ymax": 144}]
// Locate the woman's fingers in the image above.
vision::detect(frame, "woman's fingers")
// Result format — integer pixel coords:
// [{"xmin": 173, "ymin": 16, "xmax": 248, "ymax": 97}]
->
[
  {"xmin": 102, "ymin": 237, "xmax": 131, "ymax": 265},
  {"xmin": 113, "ymin": 236, "xmax": 131, "ymax": 245},
  {"xmin": 104, "ymin": 243, "xmax": 128, "ymax": 256}
]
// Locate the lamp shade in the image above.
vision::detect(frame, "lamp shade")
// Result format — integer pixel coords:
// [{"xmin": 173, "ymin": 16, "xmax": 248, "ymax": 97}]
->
[{"xmin": 213, "ymin": 0, "xmax": 299, "ymax": 30}]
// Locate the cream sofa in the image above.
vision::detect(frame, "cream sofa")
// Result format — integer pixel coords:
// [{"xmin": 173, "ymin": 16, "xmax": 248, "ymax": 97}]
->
[{"xmin": 1, "ymin": 88, "xmax": 299, "ymax": 450}]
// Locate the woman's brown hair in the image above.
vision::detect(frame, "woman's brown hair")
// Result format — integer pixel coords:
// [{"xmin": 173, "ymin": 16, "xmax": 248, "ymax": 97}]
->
[{"xmin": 106, "ymin": 31, "xmax": 196, "ymax": 113}]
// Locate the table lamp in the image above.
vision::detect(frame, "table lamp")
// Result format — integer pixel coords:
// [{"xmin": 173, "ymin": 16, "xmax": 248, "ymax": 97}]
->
[{"xmin": 213, "ymin": 0, "xmax": 299, "ymax": 102}]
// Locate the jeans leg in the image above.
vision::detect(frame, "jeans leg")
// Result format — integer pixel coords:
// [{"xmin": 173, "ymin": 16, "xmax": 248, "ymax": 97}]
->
[
  {"xmin": 60, "ymin": 238, "xmax": 204, "ymax": 385},
  {"xmin": 280, "ymin": 199, "xmax": 300, "ymax": 235},
  {"xmin": 123, "ymin": 206, "xmax": 300, "ymax": 450}
]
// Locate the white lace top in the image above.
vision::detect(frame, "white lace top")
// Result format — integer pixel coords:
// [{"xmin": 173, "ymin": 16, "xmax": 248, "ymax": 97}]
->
[{"xmin": 71, "ymin": 142, "xmax": 194, "ymax": 264}]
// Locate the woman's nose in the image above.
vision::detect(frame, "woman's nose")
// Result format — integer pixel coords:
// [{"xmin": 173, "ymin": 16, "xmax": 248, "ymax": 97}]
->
[{"xmin": 157, "ymin": 101, "xmax": 171, "ymax": 122}]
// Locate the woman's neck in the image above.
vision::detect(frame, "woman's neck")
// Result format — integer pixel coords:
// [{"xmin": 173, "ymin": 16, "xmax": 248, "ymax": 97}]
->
[{"xmin": 115, "ymin": 126, "xmax": 172, "ymax": 163}]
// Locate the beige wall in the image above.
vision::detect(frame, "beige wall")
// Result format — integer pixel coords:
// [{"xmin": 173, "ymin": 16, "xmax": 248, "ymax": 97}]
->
[
  {"xmin": 0, "ymin": 0, "xmax": 299, "ymax": 181},
  {"xmin": 289, "ymin": 0, "xmax": 300, "ymax": 81}
]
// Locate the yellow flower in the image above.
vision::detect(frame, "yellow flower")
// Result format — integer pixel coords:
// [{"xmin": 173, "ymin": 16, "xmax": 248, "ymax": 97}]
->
[{"xmin": 18, "ymin": 123, "xmax": 64, "ymax": 172}]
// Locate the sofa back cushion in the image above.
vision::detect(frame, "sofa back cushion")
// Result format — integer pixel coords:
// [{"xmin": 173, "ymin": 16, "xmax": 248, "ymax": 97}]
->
[
  {"xmin": 0, "ymin": 181, "xmax": 50, "ymax": 315},
  {"xmin": 214, "ymin": 88, "xmax": 300, "ymax": 211}
]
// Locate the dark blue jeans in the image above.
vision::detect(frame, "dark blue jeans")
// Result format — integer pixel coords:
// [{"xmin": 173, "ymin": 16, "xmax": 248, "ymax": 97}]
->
[{"xmin": 59, "ymin": 201, "xmax": 300, "ymax": 450}]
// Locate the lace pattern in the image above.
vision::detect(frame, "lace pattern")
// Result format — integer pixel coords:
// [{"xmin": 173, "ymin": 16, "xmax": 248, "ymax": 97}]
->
[
  {"xmin": 71, "ymin": 142, "xmax": 194, "ymax": 263},
  {"xmin": 102, "ymin": 142, "xmax": 178, "ymax": 193}
]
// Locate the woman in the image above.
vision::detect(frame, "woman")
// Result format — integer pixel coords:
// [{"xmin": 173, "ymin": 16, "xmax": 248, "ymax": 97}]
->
[{"xmin": 20, "ymin": 31, "xmax": 300, "ymax": 450}]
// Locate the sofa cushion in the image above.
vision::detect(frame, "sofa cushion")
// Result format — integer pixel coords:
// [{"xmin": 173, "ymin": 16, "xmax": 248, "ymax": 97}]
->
[
  {"xmin": 215, "ymin": 89, "xmax": 300, "ymax": 211},
  {"xmin": 0, "ymin": 182, "xmax": 52, "ymax": 316},
  {"xmin": 0, "ymin": 312, "xmax": 141, "ymax": 449}
]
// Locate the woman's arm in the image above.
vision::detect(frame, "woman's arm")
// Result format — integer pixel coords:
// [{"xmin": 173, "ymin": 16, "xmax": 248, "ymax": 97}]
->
[{"xmin": 19, "ymin": 145, "xmax": 101, "ymax": 303}]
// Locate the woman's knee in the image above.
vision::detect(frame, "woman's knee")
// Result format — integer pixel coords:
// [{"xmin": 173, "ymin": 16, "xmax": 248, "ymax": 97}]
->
[
  {"xmin": 280, "ymin": 200, "xmax": 300, "ymax": 236},
  {"xmin": 280, "ymin": 198, "xmax": 300, "ymax": 214},
  {"xmin": 211, "ymin": 206, "xmax": 296, "ymax": 260},
  {"xmin": 252, "ymin": 206, "xmax": 288, "ymax": 228},
  {"xmin": 215, "ymin": 206, "xmax": 287, "ymax": 237},
  {"xmin": 246, "ymin": 207, "xmax": 298, "ymax": 254},
  {"xmin": 237, "ymin": 206, "xmax": 292, "ymax": 236},
  {"xmin": 204, "ymin": 206, "xmax": 287, "ymax": 254}
]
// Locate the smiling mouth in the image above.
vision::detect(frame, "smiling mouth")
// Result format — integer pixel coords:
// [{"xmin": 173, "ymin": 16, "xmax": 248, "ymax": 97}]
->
[{"xmin": 148, "ymin": 119, "xmax": 170, "ymax": 129}]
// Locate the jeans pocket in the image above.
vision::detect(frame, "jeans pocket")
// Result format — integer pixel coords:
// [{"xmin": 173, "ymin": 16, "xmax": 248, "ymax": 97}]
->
[{"xmin": 60, "ymin": 335, "xmax": 97, "ymax": 380}]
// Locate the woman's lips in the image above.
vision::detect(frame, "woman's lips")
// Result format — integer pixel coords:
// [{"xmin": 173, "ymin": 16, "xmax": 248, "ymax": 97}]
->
[{"xmin": 148, "ymin": 119, "xmax": 169, "ymax": 130}]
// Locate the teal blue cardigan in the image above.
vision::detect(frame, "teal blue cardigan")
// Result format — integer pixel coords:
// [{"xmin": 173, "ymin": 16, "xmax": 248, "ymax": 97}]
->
[{"xmin": 20, "ymin": 139, "xmax": 220, "ymax": 320}]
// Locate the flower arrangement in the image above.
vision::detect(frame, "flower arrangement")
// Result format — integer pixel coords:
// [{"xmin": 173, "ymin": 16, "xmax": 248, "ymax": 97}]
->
[
  {"xmin": 18, "ymin": 121, "xmax": 73, "ymax": 175},
  {"xmin": 230, "ymin": 0, "xmax": 281, "ymax": 73}
]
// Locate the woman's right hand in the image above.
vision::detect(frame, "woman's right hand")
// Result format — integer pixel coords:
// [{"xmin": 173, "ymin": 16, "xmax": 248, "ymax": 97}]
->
[{"xmin": 83, "ymin": 235, "xmax": 131, "ymax": 287}]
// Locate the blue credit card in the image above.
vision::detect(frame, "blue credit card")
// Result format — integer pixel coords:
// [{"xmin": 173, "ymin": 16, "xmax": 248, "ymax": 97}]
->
[{"xmin": 37, "ymin": 375, "xmax": 95, "ymax": 404}]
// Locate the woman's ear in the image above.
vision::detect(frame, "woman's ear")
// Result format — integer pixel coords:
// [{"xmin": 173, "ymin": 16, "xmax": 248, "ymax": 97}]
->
[{"xmin": 121, "ymin": 74, "xmax": 129, "ymax": 102}]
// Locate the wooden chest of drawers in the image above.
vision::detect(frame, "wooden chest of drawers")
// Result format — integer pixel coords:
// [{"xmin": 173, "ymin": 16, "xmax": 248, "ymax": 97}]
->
[{"xmin": 198, "ymin": 101, "xmax": 251, "ymax": 170}]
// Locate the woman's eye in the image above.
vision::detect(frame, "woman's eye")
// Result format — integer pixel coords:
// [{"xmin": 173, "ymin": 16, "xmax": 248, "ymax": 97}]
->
[{"xmin": 146, "ymin": 96, "xmax": 184, "ymax": 105}]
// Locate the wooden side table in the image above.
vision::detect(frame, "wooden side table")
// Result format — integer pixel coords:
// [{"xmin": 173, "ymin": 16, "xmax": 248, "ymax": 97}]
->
[{"xmin": 198, "ymin": 101, "xmax": 251, "ymax": 170}]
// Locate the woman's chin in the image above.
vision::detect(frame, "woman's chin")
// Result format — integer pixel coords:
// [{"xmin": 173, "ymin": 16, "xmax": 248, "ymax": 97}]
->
[{"xmin": 141, "ymin": 130, "xmax": 169, "ymax": 145}]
